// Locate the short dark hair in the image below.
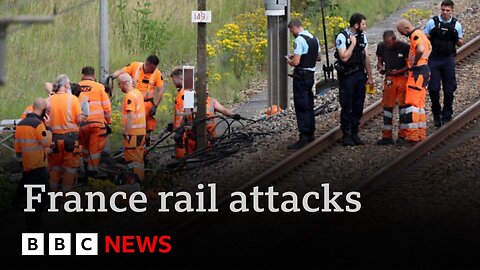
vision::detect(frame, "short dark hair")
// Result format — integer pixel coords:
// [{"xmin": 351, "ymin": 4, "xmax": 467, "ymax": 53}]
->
[
  {"xmin": 81, "ymin": 66, "xmax": 95, "ymax": 75},
  {"xmin": 70, "ymin": 83, "xmax": 81, "ymax": 97},
  {"xmin": 349, "ymin": 13, "xmax": 366, "ymax": 27},
  {"xmin": 170, "ymin": 68, "xmax": 183, "ymax": 78},
  {"xmin": 146, "ymin": 54, "xmax": 160, "ymax": 66},
  {"xmin": 441, "ymin": 0, "xmax": 454, "ymax": 8},
  {"xmin": 288, "ymin": 18, "xmax": 302, "ymax": 28},
  {"xmin": 383, "ymin": 30, "xmax": 396, "ymax": 40}
]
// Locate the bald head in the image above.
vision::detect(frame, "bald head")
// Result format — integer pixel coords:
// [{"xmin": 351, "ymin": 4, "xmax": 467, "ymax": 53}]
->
[
  {"xmin": 396, "ymin": 19, "xmax": 414, "ymax": 36},
  {"xmin": 32, "ymin": 98, "xmax": 47, "ymax": 116},
  {"xmin": 117, "ymin": 73, "xmax": 133, "ymax": 93},
  {"xmin": 33, "ymin": 98, "xmax": 46, "ymax": 111},
  {"xmin": 118, "ymin": 73, "xmax": 133, "ymax": 84}
]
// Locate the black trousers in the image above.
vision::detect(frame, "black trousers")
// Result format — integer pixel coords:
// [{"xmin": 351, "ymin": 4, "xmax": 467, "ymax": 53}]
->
[
  {"xmin": 293, "ymin": 73, "xmax": 315, "ymax": 135},
  {"xmin": 12, "ymin": 167, "xmax": 50, "ymax": 231},
  {"xmin": 428, "ymin": 55, "xmax": 457, "ymax": 121},
  {"xmin": 339, "ymin": 70, "xmax": 367, "ymax": 134}
]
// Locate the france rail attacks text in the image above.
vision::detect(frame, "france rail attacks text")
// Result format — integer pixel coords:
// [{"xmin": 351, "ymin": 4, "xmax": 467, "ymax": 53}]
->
[{"xmin": 24, "ymin": 183, "xmax": 361, "ymax": 213}]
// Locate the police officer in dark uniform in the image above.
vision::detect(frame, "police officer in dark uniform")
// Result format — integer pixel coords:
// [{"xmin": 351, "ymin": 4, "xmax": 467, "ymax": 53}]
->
[
  {"xmin": 334, "ymin": 13, "xmax": 374, "ymax": 146},
  {"xmin": 424, "ymin": 0, "xmax": 464, "ymax": 127},
  {"xmin": 286, "ymin": 18, "xmax": 321, "ymax": 150}
]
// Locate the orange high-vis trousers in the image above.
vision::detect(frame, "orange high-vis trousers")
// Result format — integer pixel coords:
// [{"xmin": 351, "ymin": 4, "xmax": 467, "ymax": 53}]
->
[
  {"xmin": 80, "ymin": 123, "xmax": 107, "ymax": 173},
  {"xmin": 402, "ymin": 65, "xmax": 430, "ymax": 142},
  {"xmin": 144, "ymin": 101, "xmax": 156, "ymax": 133},
  {"xmin": 175, "ymin": 131, "xmax": 187, "ymax": 159},
  {"xmin": 48, "ymin": 134, "xmax": 81, "ymax": 192},
  {"xmin": 124, "ymin": 134, "xmax": 145, "ymax": 181},
  {"xmin": 381, "ymin": 75, "xmax": 407, "ymax": 139}
]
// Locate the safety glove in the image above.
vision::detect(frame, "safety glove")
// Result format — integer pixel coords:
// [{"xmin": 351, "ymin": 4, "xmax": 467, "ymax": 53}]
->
[
  {"xmin": 173, "ymin": 128, "xmax": 184, "ymax": 147},
  {"xmin": 105, "ymin": 124, "xmax": 112, "ymax": 135},
  {"xmin": 149, "ymin": 105, "xmax": 158, "ymax": 117},
  {"xmin": 166, "ymin": 122, "xmax": 174, "ymax": 132}
]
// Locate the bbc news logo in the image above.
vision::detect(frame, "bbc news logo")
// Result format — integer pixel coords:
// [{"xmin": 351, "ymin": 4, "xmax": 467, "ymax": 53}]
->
[
  {"xmin": 22, "ymin": 233, "xmax": 98, "ymax": 255},
  {"xmin": 22, "ymin": 233, "xmax": 171, "ymax": 255}
]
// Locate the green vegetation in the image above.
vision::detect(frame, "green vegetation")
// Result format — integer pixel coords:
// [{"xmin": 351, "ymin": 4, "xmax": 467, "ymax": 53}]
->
[
  {"xmin": 402, "ymin": 8, "xmax": 432, "ymax": 23},
  {"xmin": 1, "ymin": 0, "xmax": 415, "ymax": 143},
  {"xmin": 0, "ymin": 0, "xmax": 263, "ymax": 149}
]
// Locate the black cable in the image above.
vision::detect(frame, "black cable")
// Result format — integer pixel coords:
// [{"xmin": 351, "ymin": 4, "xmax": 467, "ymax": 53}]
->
[{"xmin": 161, "ymin": 116, "xmax": 256, "ymax": 173}]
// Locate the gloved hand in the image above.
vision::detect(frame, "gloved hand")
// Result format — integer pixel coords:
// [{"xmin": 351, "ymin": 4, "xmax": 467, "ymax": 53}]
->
[
  {"xmin": 174, "ymin": 129, "xmax": 184, "ymax": 148},
  {"xmin": 105, "ymin": 124, "xmax": 112, "ymax": 135},
  {"xmin": 231, "ymin": 114, "xmax": 242, "ymax": 121},
  {"xmin": 166, "ymin": 122, "xmax": 174, "ymax": 132},
  {"xmin": 149, "ymin": 105, "xmax": 158, "ymax": 117}
]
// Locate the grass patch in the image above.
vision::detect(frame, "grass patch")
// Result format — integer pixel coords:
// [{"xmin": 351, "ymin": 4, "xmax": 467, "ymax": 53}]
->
[{"xmin": 1, "ymin": 0, "xmax": 416, "ymax": 135}]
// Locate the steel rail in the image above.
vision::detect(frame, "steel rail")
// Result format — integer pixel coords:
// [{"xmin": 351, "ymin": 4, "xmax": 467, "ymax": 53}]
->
[{"xmin": 172, "ymin": 33, "xmax": 480, "ymax": 238}]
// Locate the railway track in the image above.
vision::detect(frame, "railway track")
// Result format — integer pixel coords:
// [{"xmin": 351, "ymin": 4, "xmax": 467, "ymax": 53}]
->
[{"xmin": 171, "ymin": 34, "xmax": 480, "ymax": 240}]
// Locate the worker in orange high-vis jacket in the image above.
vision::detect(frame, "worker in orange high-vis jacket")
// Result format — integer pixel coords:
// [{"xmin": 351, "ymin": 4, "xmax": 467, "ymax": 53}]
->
[
  {"xmin": 376, "ymin": 30, "xmax": 410, "ymax": 145},
  {"xmin": 113, "ymin": 55, "xmax": 164, "ymax": 149},
  {"xmin": 13, "ymin": 98, "xmax": 52, "ymax": 230},
  {"xmin": 118, "ymin": 73, "xmax": 146, "ymax": 181},
  {"xmin": 170, "ymin": 68, "xmax": 188, "ymax": 159},
  {"xmin": 46, "ymin": 74, "xmax": 83, "ymax": 192},
  {"xmin": 170, "ymin": 68, "xmax": 241, "ymax": 158},
  {"xmin": 184, "ymin": 94, "xmax": 241, "ymax": 156},
  {"xmin": 183, "ymin": 95, "xmax": 239, "ymax": 155},
  {"xmin": 78, "ymin": 66, "xmax": 112, "ymax": 177},
  {"xmin": 397, "ymin": 19, "xmax": 431, "ymax": 145}
]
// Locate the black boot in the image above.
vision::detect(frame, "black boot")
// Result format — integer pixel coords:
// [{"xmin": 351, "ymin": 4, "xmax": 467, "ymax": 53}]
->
[
  {"xmin": 433, "ymin": 115, "xmax": 442, "ymax": 128},
  {"xmin": 342, "ymin": 130, "xmax": 355, "ymax": 146},
  {"xmin": 307, "ymin": 133, "xmax": 315, "ymax": 142},
  {"xmin": 287, "ymin": 133, "xmax": 310, "ymax": 150},
  {"xmin": 377, "ymin": 138, "xmax": 394, "ymax": 145},
  {"xmin": 351, "ymin": 132, "xmax": 363, "ymax": 145}
]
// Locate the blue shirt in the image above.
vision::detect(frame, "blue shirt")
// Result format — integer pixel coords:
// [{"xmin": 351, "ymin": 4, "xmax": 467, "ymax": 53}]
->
[
  {"xmin": 335, "ymin": 28, "xmax": 369, "ymax": 50},
  {"xmin": 294, "ymin": 30, "xmax": 321, "ymax": 72},
  {"xmin": 424, "ymin": 16, "xmax": 463, "ymax": 38}
]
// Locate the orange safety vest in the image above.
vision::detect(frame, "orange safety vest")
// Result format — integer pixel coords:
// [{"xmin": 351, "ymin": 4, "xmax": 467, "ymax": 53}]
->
[
  {"xmin": 122, "ymin": 88, "xmax": 146, "ymax": 135},
  {"xmin": 174, "ymin": 88, "xmax": 194, "ymax": 129},
  {"xmin": 408, "ymin": 29, "xmax": 431, "ymax": 67},
  {"xmin": 78, "ymin": 79, "xmax": 112, "ymax": 125},
  {"xmin": 47, "ymin": 93, "xmax": 82, "ymax": 134},
  {"xmin": 122, "ymin": 62, "xmax": 164, "ymax": 101},
  {"xmin": 15, "ymin": 113, "xmax": 52, "ymax": 172},
  {"xmin": 20, "ymin": 105, "xmax": 33, "ymax": 119}
]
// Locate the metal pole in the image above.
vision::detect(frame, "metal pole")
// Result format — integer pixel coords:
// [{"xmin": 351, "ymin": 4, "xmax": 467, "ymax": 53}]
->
[
  {"xmin": 195, "ymin": 0, "xmax": 207, "ymax": 150},
  {"xmin": 321, "ymin": 0, "xmax": 329, "ymax": 67},
  {"xmin": 99, "ymin": 0, "xmax": 109, "ymax": 84},
  {"xmin": 265, "ymin": 0, "xmax": 288, "ymax": 110},
  {"xmin": 279, "ymin": 3, "xmax": 289, "ymax": 109},
  {"xmin": 0, "ymin": 16, "xmax": 53, "ymax": 86},
  {"xmin": 0, "ymin": 25, "xmax": 7, "ymax": 85}
]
